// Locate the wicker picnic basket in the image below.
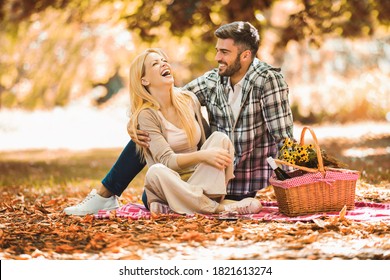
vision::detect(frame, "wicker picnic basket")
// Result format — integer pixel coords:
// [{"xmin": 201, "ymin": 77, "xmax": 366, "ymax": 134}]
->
[{"xmin": 269, "ymin": 126, "xmax": 359, "ymax": 217}]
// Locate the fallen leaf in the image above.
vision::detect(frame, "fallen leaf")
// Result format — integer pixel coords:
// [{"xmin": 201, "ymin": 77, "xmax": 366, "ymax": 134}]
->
[
  {"xmin": 339, "ymin": 205, "xmax": 347, "ymax": 221},
  {"xmin": 313, "ymin": 218, "xmax": 326, "ymax": 228},
  {"xmin": 55, "ymin": 244, "xmax": 75, "ymax": 253},
  {"xmin": 180, "ymin": 231, "xmax": 204, "ymax": 242}
]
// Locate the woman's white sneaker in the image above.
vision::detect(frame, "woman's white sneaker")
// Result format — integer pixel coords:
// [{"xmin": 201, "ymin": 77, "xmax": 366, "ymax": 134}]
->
[
  {"xmin": 223, "ymin": 198, "xmax": 262, "ymax": 214},
  {"xmin": 64, "ymin": 189, "xmax": 120, "ymax": 216}
]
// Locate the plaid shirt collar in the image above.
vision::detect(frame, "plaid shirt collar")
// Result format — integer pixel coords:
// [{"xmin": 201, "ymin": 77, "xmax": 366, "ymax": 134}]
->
[{"xmin": 220, "ymin": 58, "xmax": 276, "ymax": 98}]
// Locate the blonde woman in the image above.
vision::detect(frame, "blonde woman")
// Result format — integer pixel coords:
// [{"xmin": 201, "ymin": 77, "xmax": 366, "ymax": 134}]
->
[{"xmin": 127, "ymin": 48, "xmax": 261, "ymax": 215}]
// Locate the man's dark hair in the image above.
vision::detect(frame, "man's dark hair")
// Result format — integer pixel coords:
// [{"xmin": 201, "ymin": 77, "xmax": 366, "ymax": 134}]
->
[{"xmin": 214, "ymin": 21, "xmax": 260, "ymax": 59}]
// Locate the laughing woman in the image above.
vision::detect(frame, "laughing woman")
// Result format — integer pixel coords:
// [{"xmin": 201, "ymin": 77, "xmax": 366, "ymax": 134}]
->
[{"xmin": 127, "ymin": 48, "xmax": 262, "ymax": 215}]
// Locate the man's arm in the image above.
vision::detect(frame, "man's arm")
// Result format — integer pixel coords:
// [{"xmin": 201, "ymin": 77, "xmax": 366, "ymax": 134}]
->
[
  {"xmin": 182, "ymin": 69, "xmax": 219, "ymax": 107},
  {"xmin": 261, "ymin": 70, "xmax": 294, "ymax": 148}
]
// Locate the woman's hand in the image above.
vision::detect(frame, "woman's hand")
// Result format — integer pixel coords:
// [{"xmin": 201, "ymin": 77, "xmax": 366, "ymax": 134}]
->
[
  {"xmin": 176, "ymin": 147, "xmax": 232, "ymax": 170},
  {"xmin": 202, "ymin": 148, "xmax": 232, "ymax": 169}
]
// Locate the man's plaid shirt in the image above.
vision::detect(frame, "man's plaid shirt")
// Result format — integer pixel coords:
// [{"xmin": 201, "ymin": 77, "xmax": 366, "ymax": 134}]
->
[{"xmin": 184, "ymin": 58, "xmax": 294, "ymax": 196}]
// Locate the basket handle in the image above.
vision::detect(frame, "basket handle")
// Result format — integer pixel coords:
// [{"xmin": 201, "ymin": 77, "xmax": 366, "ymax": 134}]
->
[
  {"xmin": 274, "ymin": 158, "xmax": 320, "ymax": 173},
  {"xmin": 300, "ymin": 126, "xmax": 324, "ymax": 172},
  {"xmin": 274, "ymin": 126, "xmax": 325, "ymax": 173}
]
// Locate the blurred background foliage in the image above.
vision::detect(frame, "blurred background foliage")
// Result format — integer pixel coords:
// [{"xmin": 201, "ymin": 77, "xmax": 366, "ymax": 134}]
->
[{"xmin": 0, "ymin": 0, "xmax": 389, "ymax": 123}]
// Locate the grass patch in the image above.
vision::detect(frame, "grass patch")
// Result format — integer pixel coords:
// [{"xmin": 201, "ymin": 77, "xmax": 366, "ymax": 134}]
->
[{"xmin": 0, "ymin": 148, "xmax": 146, "ymax": 202}]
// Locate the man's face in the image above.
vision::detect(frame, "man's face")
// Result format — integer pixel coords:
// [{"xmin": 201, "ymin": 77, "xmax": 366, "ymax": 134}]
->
[{"xmin": 215, "ymin": 38, "xmax": 242, "ymax": 77}]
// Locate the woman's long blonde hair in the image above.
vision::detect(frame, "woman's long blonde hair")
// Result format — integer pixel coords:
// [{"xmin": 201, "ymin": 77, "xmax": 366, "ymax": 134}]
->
[{"xmin": 128, "ymin": 48, "xmax": 198, "ymax": 155}]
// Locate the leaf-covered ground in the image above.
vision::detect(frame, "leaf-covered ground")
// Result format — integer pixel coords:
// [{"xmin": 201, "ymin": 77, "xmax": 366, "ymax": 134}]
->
[{"xmin": 0, "ymin": 135, "xmax": 389, "ymax": 260}]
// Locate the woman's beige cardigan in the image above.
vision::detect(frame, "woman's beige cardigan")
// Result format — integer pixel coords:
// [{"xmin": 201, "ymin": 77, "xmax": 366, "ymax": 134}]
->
[{"xmin": 137, "ymin": 91, "xmax": 210, "ymax": 175}]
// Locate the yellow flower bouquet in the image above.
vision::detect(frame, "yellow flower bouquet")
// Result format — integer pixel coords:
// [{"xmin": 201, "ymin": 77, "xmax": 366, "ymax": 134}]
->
[{"xmin": 278, "ymin": 137, "xmax": 346, "ymax": 170}]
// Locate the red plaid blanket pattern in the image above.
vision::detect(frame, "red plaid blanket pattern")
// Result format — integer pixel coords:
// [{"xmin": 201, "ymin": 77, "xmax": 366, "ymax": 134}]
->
[{"xmin": 95, "ymin": 201, "xmax": 390, "ymax": 222}]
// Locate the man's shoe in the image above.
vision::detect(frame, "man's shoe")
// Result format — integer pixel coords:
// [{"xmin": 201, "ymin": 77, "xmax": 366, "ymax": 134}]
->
[
  {"xmin": 150, "ymin": 201, "xmax": 172, "ymax": 214},
  {"xmin": 64, "ymin": 189, "xmax": 120, "ymax": 216},
  {"xmin": 223, "ymin": 198, "xmax": 262, "ymax": 214}
]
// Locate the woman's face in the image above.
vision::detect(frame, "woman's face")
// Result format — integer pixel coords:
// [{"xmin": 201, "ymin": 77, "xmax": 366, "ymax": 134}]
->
[{"xmin": 142, "ymin": 52, "xmax": 174, "ymax": 88}]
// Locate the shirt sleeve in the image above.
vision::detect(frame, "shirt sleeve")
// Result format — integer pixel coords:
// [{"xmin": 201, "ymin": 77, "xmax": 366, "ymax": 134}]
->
[
  {"xmin": 183, "ymin": 69, "xmax": 218, "ymax": 106},
  {"xmin": 138, "ymin": 110, "xmax": 181, "ymax": 171},
  {"xmin": 261, "ymin": 70, "xmax": 294, "ymax": 148}
]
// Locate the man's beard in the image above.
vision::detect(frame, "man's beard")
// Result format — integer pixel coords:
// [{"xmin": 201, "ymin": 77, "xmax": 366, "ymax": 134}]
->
[{"xmin": 219, "ymin": 55, "xmax": 241, "ymax": 77}]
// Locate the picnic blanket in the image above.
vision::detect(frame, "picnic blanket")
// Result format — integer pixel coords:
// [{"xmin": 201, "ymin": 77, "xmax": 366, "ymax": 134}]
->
[{"xmin": 95, "ymin": 201, "xmax": 390, "ymax": 222}]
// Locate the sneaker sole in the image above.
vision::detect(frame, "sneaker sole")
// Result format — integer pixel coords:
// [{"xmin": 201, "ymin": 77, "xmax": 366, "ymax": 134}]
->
[{"xmin": 64, "ymin": 205, "xmax": 119, "ymax": 216}]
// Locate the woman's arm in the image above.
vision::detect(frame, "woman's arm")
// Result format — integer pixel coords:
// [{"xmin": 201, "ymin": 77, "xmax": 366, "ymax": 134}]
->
[
  {"xmin": 138, "ymin": 109, "xmax": 231, "ymax": 171},
  {"xmin": 176, "ymin": 147, "xmax": 232, "ymax": 170}
]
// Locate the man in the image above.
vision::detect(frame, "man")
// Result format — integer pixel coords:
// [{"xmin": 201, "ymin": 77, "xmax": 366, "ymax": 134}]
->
[{"xmin": 64, "ymin": 21, "xmax": 294, "ymax": 216}]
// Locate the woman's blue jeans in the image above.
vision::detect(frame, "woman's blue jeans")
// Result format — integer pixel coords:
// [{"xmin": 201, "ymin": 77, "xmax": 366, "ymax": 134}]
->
[{"xmin": 101, "ymin": 140, "xmax": 148, "ymax": 207}]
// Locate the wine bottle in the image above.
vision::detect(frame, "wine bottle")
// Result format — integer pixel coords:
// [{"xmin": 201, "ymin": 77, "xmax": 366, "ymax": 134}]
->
[{"xmin": 267, "ymin": 157, "xmax": 291, "ymax": 181}]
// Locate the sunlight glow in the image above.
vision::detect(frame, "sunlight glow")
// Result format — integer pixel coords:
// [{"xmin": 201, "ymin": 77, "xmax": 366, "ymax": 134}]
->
[
  {"xmin": 343, "ymin": 147, "xmax": 390, "ymax": 158},
  {"xmin": 255, "ymin": 11, "xmax": 266, "ymax": 23}
]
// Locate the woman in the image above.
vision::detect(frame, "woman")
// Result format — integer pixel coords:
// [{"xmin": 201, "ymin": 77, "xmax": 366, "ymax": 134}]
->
[{"xmin": 127, "ymin": 48, "xmax": 261, "ymax": 215}]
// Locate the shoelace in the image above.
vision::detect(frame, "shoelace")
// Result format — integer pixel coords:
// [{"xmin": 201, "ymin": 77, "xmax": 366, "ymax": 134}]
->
[{"xmin": 75, "ymin": 193, "xmax": 95, "ymax": 206}]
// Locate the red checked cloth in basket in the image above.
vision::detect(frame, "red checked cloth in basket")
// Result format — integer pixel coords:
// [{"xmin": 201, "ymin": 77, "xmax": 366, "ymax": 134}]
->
[{"xmin": 270, "ymin": 170, "xmax": 359, "ymax": 189}]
